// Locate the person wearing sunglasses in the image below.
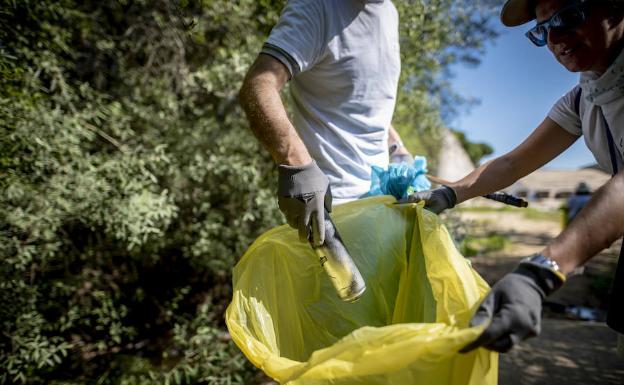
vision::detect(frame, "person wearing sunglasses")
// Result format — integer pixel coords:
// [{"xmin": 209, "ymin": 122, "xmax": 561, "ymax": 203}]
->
[{"xmin": 408, "ymin": 0, "xmax": 624, "ymax": 355}]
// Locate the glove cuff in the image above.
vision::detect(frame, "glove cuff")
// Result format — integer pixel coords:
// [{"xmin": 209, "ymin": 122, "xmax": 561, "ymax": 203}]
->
[
  {"xmin": 277, "ymin": 160, "xmax": 318, "ymax": 176},
  {"xmin": 514, "ymin": 258, "xmax": 566, "ymax": 298},
  {"xmin": 441, "ymin": 185, "xmax": 457, "ymax": 208},
  {"xmin": 277, "ymin": 160, "xmax": 329, "ymax": 197}
]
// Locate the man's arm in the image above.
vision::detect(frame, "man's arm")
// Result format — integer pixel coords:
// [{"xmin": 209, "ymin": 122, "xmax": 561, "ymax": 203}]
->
[
  {"xmin": 239, "ymin": 54, "xmax": 311, "ymax": 166},
  {"xmin": 462, "ymin": 171, "xmax": 624, "ymax": 353},
  {"xmin": 543, "ymin": 171, "xmax": 624, "ymax": 274},
  {"xmin": 388, "ymin": 125, "xmax": 412, "ymax": 162},
  {"xmin": 449, "ymin": 117, "xmax": 579, "ymax": 203},
  {"xmin": 406, "ymin": 117, "xmax": 579, "ymax": 214},
  {"xmin": 239, "ymin": 54, "xmax": 330, "ymax": 246}
]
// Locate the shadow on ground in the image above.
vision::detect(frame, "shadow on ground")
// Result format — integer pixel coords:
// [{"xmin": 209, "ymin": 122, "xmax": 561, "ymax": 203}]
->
[
  {"xmin": 465, "ymin": 209, "xmax": 624, "ymax": 385},
  {"xmin": 500, "ymin": 319, "xmax": 624, "ymax": 385}
]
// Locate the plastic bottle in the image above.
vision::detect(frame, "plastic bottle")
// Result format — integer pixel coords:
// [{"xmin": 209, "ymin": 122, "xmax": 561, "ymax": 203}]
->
[{"xmin": 310, "ymin": 209, "xmax": 366, "ymax": 302}]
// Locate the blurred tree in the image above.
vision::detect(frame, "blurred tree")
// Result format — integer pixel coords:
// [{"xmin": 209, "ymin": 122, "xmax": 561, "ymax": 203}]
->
[
  {"xmin": 0, "ymin": 0, "xmax": 501, "ymax": 384},
  {"xmin": 393, "ymin": 0, "xmax": 501, "ymax": 171},
  {"xmin": 452, "ymin": 129, "xmax": 495, "ymax": 165},
  {"xmin": 1, "ymin": 1, "xmax": 283, "ymax": 383}
]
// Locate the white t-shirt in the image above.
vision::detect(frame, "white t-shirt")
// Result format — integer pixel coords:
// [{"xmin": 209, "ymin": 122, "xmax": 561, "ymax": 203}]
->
[
  {"xmin": 548, "ymin": 49, "xmax": 624, "ymax": 175},
  {"xmin": 261, "ymin": 0, "xmax": 401, "ymax": 203}
]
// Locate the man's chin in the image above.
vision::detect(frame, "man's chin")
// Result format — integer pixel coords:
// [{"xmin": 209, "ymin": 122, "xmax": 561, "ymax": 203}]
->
[{"xmin": 556, "ymin": 56, "xmax": 585, "ymax": 73}]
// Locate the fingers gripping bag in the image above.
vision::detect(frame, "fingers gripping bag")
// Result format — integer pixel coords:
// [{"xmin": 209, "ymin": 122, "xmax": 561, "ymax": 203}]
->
[{"xmin": 226, "ymin": 196, "xmax": 498, "ymax": 385}]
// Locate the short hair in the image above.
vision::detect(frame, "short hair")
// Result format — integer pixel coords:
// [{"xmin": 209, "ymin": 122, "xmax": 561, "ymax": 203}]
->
[
  {"xmin": 604, "ymin": 0, "xmax": 624, "ymax": 22},
  {"xmin": 605, "ymin": 0, "xmax": 624, "ymax": 12}
]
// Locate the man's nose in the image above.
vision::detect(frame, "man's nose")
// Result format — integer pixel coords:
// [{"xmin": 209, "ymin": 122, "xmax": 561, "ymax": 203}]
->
[{"xmin": 548, "ymin": 27, "xmax": 573, "ymax": 46}]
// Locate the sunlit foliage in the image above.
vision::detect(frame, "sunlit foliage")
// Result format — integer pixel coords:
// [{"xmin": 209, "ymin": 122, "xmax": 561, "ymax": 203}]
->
[{"xmin": 0, "ymin": 1, "xmax": 500, "ymax": 383}]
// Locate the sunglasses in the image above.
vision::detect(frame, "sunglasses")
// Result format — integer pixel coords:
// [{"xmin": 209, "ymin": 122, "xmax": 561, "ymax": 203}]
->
[{"xmin": 526, "ymin": 1, "xmax": 591, "ymax": 47}]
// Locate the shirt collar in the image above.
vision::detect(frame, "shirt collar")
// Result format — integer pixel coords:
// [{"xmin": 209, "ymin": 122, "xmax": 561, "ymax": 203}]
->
[{"xmin": 580, "ymin": 48, "xmax": 624, "ymax": 105}]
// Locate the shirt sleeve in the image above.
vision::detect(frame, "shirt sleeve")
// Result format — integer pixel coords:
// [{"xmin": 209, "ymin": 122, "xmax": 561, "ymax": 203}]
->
[
  {"xmin": 261, "ymin": 0, "xmax": 327, "ymax": 77},
  {"xmin": 547, "ymin": 85, "xmax": 583, "ymax": 136}
]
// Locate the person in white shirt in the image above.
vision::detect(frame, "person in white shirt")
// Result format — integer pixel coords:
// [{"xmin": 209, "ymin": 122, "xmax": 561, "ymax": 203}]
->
[
  {"xmin": 410, "ymin": 0, "xmax": 624, "ymax": 356},
  {"xmin": 239, "ymin": 0, "xmax": 411, "ymax": 246}
]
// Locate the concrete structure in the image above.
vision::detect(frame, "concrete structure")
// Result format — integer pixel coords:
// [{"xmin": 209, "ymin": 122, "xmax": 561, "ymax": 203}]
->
[
  {"xmin": 503, "ymin": 168, "xmax": 611, "ymax": 209},
  {"xmin": 436, "ymin": 128, "xmax": 475, "ymax": 182}
]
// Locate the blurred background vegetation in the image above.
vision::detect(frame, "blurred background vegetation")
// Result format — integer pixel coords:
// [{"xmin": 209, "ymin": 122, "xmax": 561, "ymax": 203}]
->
[{"xmin": 0, "ymin": 0, "xmax": 501, "ymax": 383}]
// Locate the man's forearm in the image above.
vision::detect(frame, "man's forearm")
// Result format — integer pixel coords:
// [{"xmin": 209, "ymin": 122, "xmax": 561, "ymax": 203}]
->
[
  {"xmin": 388, "ymin": 125, "xmax": 411, "ymax": 158},
  {"xmin": 388, "ymin": 125, "xmax": 403, "ymax": 147},
  {"xmin": 239, "ymin": 61, "xmax": 311, "ymax": 166},
  {"xmin": 543, "ymin": 172, "xmax": 624, "ymax": 274},
  {"xmin": 450, "ymin": 118, "xmax": 579, "ymax": 204},
  {"xmin": 448, "ymin": 155, "xmax": 520, "ymax": 203}
]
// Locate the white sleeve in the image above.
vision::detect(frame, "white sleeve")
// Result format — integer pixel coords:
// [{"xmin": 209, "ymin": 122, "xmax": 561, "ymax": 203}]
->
[
  {"xmin": 261, "ymin": 0, "xmax": 327, "ymax": 77},
  {"xmin": 547, "ymin": 86, "xmax": 582, "ymax": 136}
]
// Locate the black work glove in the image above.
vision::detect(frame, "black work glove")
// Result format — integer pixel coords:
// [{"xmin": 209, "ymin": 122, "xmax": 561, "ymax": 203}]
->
[
  {"xmin": 461, "ymin": 258, "xmax": 565, "ymax": 353},
  {"xmin": 277, "ymin": 161, "xmax": 332, "ymax": 246},
  {"xmin": 401, "ymin": 185, "xmax": 457, "ymax": 214}
]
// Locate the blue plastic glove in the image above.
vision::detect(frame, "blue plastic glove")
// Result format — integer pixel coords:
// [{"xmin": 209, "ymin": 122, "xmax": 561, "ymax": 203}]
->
[{"xmin": 369, "ymin": 156, "xmax": 431, "ymax": 200}]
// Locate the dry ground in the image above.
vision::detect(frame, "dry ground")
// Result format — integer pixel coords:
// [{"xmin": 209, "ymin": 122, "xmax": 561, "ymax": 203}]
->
[{"xmin": 458, "ymin": 208, "xmax": 624, "ymax": 385}]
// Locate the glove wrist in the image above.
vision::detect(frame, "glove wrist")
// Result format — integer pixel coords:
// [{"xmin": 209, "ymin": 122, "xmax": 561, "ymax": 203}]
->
[
  {"xmin": 516, "ymin": 254, "xmax": 566, "ymax": 297},
  {"xmin": 278, "ymin": 160, "xmax": 328, "ymax": 197},
  {"xmin": 440, "ymin": 185, "xmax": 457, "ymax": 209}
]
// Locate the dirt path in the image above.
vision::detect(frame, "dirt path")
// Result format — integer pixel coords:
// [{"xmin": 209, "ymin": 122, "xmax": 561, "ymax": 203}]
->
[{"xmin": 458, "ymin": 209, "xmax": 624, "ymax": 385}]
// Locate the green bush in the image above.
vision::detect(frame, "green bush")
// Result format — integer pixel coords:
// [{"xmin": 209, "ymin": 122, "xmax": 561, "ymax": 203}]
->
[
  {"xmin": 1, "ymin": 1, "xmax": 283, "ymax": 383},
  {"xmin": 1, "ymin": 1, "xmax": 499, "ymax": 383},
  {"xmin": 460, "ymin": 234, "xmax": 509, "ymax": 257}
]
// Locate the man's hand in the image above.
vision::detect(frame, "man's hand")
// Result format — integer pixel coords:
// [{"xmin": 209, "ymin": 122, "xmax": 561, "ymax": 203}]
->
[
  {"xmin": 390, "ymin": 152, "xmax": 414, "ymax": 165},
  {"xmin": 461, "ymin": 258, "xmax": 565, "ymax": 353},
  {"xmin": 278, "ymin": 161, "xmax": 332, "ymax": 246},
  {"xmin": 388, "ymin": 138, "xmax": 413, "ymax": 165},
  {"xmin": 401, "ymin": 185, "xmax": 457, "ymax": 214}
]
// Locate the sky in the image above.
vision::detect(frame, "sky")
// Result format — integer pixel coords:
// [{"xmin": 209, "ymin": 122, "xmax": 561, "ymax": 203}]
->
[{"xmin": 450, "ymin": 24, "xmax": 595, "ymax": 170}]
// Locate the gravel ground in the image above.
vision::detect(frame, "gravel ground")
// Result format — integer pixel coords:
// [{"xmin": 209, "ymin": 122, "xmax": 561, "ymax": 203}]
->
[{"xmin": 462, "ymin": 209, "xmax": 624, "ymax": 385}]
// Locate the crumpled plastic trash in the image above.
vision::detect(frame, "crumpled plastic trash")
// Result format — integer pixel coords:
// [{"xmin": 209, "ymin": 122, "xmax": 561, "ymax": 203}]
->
[
  {"xmin": 226, "ymin": 196, "xmax": 498, "ymax": 385},
  {"xmin": 368, "ymin": 156, "xmax": 431, "ymax": 199}
]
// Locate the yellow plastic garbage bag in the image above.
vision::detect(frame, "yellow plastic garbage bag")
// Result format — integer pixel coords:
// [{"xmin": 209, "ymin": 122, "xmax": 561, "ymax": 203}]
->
[{"xmin": 226, "ymin": 196, "xmax": 498, "ymax": 385}]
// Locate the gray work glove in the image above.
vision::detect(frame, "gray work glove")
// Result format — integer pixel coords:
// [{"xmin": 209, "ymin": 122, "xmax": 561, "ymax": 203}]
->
[
  {"xmin": 401, "ymin": 185, "xmax": 457, "ymax": 214},
  {"xmin": 460, "ymin": 259, "xmax": 565, "ymax": 353},
  {"xmin": 277, "ymin": 161, "xmax": 332, "ymax": 246}
]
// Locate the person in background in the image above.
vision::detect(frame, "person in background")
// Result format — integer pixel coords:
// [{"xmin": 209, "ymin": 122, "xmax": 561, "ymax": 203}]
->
[
  {"xmin": 408, "ymin": 0, "xmax": 624, "ymax": 356},
  {"xmin": 566, "ymin": 181, "xmax": 592, "ymax": 223},
  {"xmin": 239, "ymin": 0, "xmax": 411, "ymax": 247}
]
